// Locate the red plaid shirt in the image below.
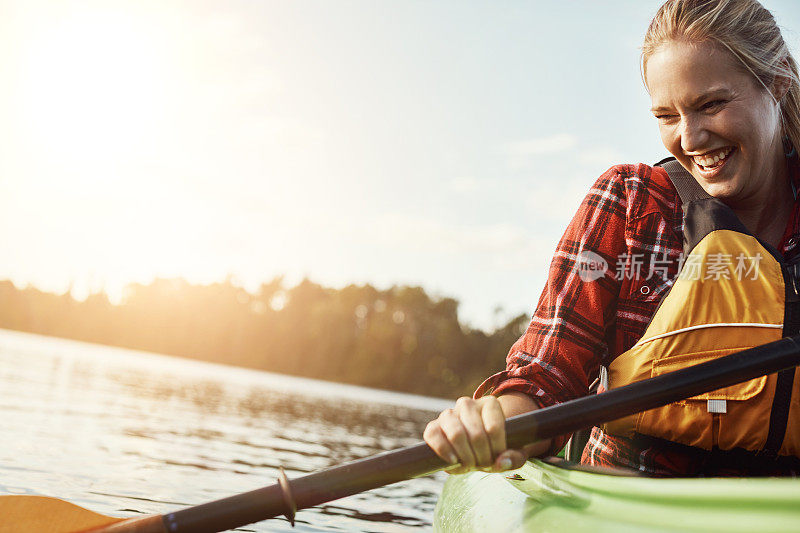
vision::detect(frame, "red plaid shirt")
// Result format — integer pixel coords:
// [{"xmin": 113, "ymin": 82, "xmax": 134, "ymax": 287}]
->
[{"xmin": 475, "ymin": 161, "xmax": 800, "ymax": 476}]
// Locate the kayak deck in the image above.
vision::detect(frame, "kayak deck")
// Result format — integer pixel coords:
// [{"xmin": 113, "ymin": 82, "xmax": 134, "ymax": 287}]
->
[{"xmin": 433, "ymin": 458, "xmax": 800, "ymax": 532}]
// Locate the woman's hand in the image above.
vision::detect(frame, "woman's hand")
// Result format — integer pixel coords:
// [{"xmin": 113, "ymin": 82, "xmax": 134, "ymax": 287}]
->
[{"xmin": 423, "ymin": 391, "xmax": 551, "ymax": 474}]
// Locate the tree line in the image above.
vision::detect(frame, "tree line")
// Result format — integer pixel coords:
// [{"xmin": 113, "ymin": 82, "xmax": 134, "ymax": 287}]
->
[{"xmin": 0, "ymin": 277, "xmax": 529, "ymax": 398}]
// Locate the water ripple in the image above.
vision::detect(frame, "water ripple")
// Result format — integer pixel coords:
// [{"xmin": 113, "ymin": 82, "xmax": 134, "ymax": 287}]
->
[{"xmin": 0, "ymin": 329, "xmax": 446, "ymax": 531}]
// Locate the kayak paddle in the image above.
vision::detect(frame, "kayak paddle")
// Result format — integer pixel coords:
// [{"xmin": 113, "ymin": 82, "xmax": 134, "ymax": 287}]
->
[{"xmin": 3, "ymin": 334, "xmax": 800, "ymax": 533}]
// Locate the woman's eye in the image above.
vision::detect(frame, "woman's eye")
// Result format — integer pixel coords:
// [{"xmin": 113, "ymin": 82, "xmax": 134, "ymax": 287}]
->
[
  {"xmin": 701, "ymin": 100, "xmax": 725, "ymax": 111},
  {"xmin": 655, "ymin": 114, "xmax": 677, "ymax": 121}
]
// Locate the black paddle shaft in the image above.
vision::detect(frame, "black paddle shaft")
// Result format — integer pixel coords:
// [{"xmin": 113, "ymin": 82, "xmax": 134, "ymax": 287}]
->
[{"xmin": 162, "ymin": 334, "xmax": 800, "ymax": 532}]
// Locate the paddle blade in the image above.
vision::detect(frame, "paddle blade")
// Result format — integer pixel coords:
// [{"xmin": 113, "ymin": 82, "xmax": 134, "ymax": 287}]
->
[
  {"xmin": 0, "ymin": 495, "xmax": 123, "ymax": 532},
  {"xmin": 0, "ymin": 495, "xmax": 166, "ymax": 533}
]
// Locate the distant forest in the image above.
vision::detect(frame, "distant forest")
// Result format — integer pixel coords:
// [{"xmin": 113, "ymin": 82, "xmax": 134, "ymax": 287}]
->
[{"xmin": 0, "ymin": 278, "xmax": 529, "ymax": 398}]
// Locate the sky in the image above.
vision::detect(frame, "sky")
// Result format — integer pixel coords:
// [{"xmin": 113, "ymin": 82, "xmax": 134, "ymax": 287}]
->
[{"xmin": 1, "ymin": 0, "xmax": 799, "ymax": 330}]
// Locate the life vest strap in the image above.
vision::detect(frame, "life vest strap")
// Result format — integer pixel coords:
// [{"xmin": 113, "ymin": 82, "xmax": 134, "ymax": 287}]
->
[
  {"xmin": 655, "ymin": 157, "xmax": 712, "ymax": 204},
  {"xmin": 762, "ymin": 368, "xmax": 796, "ymax": 458},
  {"xmin": 632, "ymin": 433, "xmax": 800, "ymax": 475},
  {"xmin": 765, "ymin": 297, "xmax": 800, "ymax": 457}
]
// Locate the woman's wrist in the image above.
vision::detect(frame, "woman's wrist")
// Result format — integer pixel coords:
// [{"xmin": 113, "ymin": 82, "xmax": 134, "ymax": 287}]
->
[{"xmin": 497, "ymin": 391, "xmax": 553, "ymax": 456}]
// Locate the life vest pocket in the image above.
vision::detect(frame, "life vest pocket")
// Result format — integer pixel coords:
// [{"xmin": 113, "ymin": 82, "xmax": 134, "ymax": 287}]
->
[
  {"xmin": 634, "ymin": 348, "xmax": 773, "ymax": 451},
  {"xmin": 651, "ymin": 349, "xmax": 767, "ymax": 401}
]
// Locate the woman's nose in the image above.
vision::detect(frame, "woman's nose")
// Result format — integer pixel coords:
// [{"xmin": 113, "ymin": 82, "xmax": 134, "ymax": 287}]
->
[{"xmin": 679, "ymin": 115, "xmax": 711, "ymax": 154}]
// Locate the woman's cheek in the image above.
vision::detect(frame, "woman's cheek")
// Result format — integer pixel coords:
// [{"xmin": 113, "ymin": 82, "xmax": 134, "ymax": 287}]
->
[{"xmin": 659, "ymin": 126, "xmax": 679, "ymax": 155}]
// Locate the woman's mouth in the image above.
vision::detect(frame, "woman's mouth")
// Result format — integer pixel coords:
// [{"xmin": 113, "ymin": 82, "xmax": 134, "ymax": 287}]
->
[{"xmin": 691, "ymin": 147, "xmax": 735, "ymax": 173}]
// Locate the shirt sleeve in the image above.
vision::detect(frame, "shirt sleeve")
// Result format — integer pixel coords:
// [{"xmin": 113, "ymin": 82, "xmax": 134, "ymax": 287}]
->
[{"xmin": 474, "ymin": 166, "xmax": 629, "ymax": 451}]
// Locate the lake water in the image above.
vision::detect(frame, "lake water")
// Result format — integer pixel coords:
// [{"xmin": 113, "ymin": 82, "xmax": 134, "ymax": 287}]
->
[{"xmin": 0, "ymin": 328, "xmax": 453, "ymax": 531}]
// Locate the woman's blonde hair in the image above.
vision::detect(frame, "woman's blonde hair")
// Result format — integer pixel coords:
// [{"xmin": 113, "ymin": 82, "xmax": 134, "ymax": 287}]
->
[{"xmin": 642, "ymin": 0, "xmax": 800, "ymax": 154}]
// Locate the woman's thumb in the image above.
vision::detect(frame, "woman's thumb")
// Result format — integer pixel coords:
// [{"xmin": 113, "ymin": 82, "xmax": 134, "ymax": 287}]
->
[{"xmin": 494, "ymin": 449, "xmax": 527, "ymax": 472}]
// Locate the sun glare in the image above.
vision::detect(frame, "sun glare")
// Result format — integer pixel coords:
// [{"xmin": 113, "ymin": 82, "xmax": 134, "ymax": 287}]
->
[
  {"xmin": 16, "ymin": 9, "xmax": 169, "ymax": 166},
  {"xmin": 3, "ymin": 6, "xmax": 212, "ymax": 295}
]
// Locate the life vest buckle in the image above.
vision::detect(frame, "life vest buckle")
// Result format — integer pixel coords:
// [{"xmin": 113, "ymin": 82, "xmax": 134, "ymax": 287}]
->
[{"xmin": 707, "ymin": 399, "xmax": 727, "ymax": 413}]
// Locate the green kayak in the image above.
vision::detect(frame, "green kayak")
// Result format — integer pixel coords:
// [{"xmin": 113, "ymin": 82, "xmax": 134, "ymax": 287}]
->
[{"xmin": 433, "ymin": 458, "xmax": 800, "ymax": 532}]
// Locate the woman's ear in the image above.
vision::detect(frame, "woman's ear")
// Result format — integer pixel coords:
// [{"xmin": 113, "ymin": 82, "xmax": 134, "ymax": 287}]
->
[{"xmin": 770, "ymin": 58, "xmax": 793, "ymax": 102}]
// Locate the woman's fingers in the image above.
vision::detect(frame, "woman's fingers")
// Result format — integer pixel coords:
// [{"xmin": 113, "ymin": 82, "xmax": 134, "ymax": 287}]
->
[
  {"xmin": 437, "ymin": 407, "xmax": 478, "ymax": 469},
  {"xmin": 479, "ymin": 396, "xmax": 507, "ymax": 458},
  {"xmin": 448, "ymin": 449, "xmax": 527, "ymax": 475},
  {"xmin": 454, "ymin": 397, "xmax": 493, "ymax": 468},
  {"xmin": 423, "ymin": 419, "xmax": 459, "ymax": 465}
]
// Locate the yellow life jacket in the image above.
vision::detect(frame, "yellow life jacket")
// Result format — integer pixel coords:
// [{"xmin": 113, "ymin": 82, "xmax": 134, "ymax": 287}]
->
[{"xmin": 603, "ymin": 158, "xmax": 800, "ymax": 458}]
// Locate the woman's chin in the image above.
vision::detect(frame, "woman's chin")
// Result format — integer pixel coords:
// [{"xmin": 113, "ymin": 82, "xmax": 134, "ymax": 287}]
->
[{"xmin": 698, "ymin": 181, "xmax": 739, "ymax": 201}]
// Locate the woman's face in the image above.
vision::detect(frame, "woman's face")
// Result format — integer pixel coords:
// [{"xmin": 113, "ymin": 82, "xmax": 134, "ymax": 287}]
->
[{"xmin": 645, "ymin": 40, "xmax": 784, "ymax": 207}]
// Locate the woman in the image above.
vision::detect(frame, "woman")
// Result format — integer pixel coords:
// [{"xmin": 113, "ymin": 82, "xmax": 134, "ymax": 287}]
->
[{"xmin": 424, "ymin": 0, "xmax": 800, "ymax": 477}]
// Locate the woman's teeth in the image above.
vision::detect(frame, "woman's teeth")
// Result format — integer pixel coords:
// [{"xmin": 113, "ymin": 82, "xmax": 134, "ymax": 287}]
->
[{"xmin": 693, "ymin": 147, "xmax": 733, "ymax": 170}]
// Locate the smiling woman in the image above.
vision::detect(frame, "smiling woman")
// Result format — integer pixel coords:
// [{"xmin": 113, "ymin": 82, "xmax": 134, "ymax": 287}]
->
[{"xmin": 424, "ymin": 0, "xmax": 800, "ymax": 480}]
